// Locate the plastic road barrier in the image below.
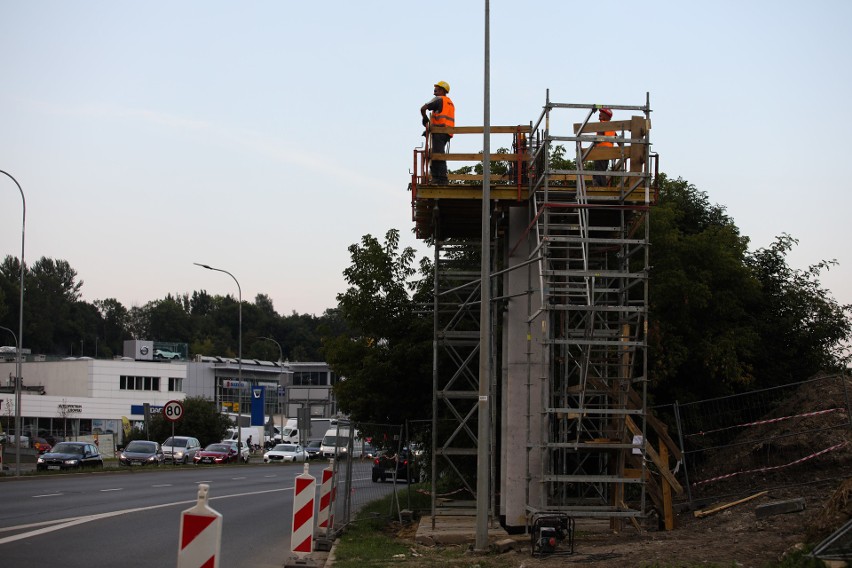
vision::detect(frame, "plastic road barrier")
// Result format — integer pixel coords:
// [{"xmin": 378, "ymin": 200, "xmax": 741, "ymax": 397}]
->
[
  {"xmin": 178, "ymin": 484, "xmax": 223, "ymax": 568},
  {"xmin": 291, "ymin": 462, "xmax": 316, "ymax": 557}
]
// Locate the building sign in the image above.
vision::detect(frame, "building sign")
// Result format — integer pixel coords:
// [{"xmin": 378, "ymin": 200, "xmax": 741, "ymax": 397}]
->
[
  {"xmin": 58, "ymin": 403, "xmax": 83, "ymax": 414},
  {"xmin": 130, "ymin": 404, "xmax": 164, "ymax": 416},
  {"xmin": 222, "ymin": 380, "xmax": 249, "ymax": 389}
]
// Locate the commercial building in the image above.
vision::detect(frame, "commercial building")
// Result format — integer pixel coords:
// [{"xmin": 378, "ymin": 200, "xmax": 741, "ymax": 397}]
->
[{"xmin": 0, "ymin": 340, "xmax": 337, "ymax": 443}]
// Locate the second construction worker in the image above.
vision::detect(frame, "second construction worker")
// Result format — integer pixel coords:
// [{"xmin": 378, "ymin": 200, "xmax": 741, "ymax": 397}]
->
[
  {"xmin": 421, "ymin": 81, "xmax": 455, "ymax": 185},
  {"xmin": 593, "ymin": 107, "xmax": 615, "ymax": 187}
]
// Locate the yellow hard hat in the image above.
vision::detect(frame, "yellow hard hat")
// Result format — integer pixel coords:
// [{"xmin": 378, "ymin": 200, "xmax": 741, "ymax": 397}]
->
[{"xmin": 434, "ymin": 81, "xmax": 450, "ymax": 93}]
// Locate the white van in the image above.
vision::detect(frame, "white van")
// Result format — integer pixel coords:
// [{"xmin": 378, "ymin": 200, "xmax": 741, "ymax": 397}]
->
[{"xmin": 319, "ymin": 426, "xmax": 363, "ymax": 459}]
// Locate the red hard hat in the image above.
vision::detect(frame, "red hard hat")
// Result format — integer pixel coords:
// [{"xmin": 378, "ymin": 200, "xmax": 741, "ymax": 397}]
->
[{"xmin": 599, "ymin": 107, "xmax": 613, "ymax": 118}]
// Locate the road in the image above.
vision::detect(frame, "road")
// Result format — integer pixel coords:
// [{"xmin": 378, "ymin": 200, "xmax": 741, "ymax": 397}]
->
[{"xmin": 0, "ymin": 460, "xmax": 388, "ymax": 567}]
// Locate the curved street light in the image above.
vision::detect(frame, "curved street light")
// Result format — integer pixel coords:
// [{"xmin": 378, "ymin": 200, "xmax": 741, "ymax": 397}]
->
[
  {"xmin": 194, "ymin": 263, "xmax": 243, "ymax": 448},
  {"xmin": 1, "ymin": 169, "xmax": 25, "ymax": 478}
]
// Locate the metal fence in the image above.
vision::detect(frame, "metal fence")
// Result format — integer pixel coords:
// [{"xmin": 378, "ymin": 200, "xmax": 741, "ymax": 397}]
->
[
  {"xmin": 658, "ymin": 373, "xmax": 852, "ymax": 507},
  {"xmin": 321, "ymin": 420, "xmax": 426, "ymax": 536}
]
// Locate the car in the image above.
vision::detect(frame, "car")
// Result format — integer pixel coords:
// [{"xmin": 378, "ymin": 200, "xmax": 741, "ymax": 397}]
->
[
  {"xmin": 362, "ymin": 442, "xmax": 379, "ymax": 460},
  {"xmin": 371, "ymin": 448, "xmax": 421, "ymax": 483},
  {"xmin": 32, "ymin": 436, "xmax": 53, "ymax": 454},
  {"xmin": 118, "ymin": 440, "xmax": 165, "ymax": 466},
  {"xmin": 193, "ymin": 443, "xmax": 240, "ymax": 465},
  {"xmin": 162, "ymin": 436, "xmax": 201, "ymax": 464},
  {"xmin": 263, "ymin": 443, "xmax": 306, "ymax": 463},
  {"xmin": 220, "ymin": 439, "xmax": 250, "ymax": 463},
  {"xmin": 304, "ymin": 439, "xmax": 323, "ymax": 460},
  {"xmin": 154, "ymin": 349, "xmax": 182, "ymax": 360},
  {"xmin": 36, "ymin": 441, "xmax": 103, "ymax": 471}
]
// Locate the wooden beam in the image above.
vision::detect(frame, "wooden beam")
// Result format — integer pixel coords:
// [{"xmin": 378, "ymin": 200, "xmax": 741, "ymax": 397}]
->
[
  {"xmin": 693, "ymin": 491, "xmax": 768, "ymax": 519},
  {"xmin": 573, "ymin": 119, "xmax": 636, "ymax": 133},
  {"xmin": 431, "ymin": 125, "xmax": 528, "ymax": 135},
  {"xmin": 432, "ymin": 152, "xmax": 522, "ymax": 161},
  {"xmin": 660, "ymin": 444, "xmax": 674, "ymax": 530},
  {"xmin": 626, "ymin": 416, "xmax": 683, "ymax": 494}
]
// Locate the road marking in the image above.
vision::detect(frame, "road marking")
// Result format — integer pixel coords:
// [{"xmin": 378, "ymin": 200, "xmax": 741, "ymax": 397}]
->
[
  {"xmin": 32, "ymin": 493, "xmax": 62, "ymax": 498},
  {"xmin": 0, "ymin": 485, "xmax": 296, "ymax": 545},
  {"xmin": 151, "ymin": 484, "xmax": 172, "ymax": 487},
  {"xmin": 99, "ymin": 488, "xmax": 123, "ymax": 492}
]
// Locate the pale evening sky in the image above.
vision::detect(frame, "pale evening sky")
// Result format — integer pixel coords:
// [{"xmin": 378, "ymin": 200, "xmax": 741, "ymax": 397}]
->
[{"xmin": 1, "ymin": 1, "xmax": 849, "ymax": 316}]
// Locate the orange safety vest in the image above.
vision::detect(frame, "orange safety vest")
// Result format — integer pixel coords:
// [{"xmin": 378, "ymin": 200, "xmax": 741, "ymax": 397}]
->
[
  {"xmin": 431, "ymin": 96, "xmax": 455, "ymax": 137},
  {"xmin": 596, "ymin": 129, "xmax": 615, "ymax": 148}
]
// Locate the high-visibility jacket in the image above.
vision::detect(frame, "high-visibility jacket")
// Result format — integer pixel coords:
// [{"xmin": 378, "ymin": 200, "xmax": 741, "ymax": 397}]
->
[
  {"xmin": 596, "ymin": 129, "xmax": 615, "ymax": 148},
  {"xmin": 431, "ymin": 96, "xmax": 455, "ymax": 137}
]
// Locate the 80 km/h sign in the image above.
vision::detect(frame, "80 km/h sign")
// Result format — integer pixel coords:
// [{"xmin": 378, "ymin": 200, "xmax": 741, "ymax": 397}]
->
[{"xmin": 163, "ymin": 400, "xmax": 184, "ymax": 422}]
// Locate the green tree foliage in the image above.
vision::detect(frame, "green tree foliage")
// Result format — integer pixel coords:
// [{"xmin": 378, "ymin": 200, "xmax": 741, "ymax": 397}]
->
[
  {"xmin": 147, "ymin": 396, "xmax": 231, "ymax": 447},
  {"xmin": 322, "ymin": 229, "xmax": 432, "ymax": 427},
  {"xmin": 648, "ymin": 175, "xmax": 851, "ymax": 403},
  {"xmin": 746, "ymin": 234, "xmax": 851, "ymax": 387}
]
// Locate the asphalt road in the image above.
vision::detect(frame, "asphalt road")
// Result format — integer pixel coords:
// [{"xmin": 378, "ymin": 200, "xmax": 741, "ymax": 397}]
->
[{"xmin": 0, "ymin": 460, "xmax": 388, "ymax": 568}]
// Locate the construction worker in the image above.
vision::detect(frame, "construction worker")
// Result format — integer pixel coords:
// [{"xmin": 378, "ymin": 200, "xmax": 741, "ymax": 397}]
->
[
  {"xmin": 421, "ymin": 81, "xmax": 455, "ymax": 185},
  {"xmin": 593, "ymin": 107, "xmax": 615, "ymax": 187}
]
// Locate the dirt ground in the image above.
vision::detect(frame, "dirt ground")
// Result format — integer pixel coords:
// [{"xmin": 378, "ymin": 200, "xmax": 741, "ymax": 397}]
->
[
  {"xmin": 387, "ymin": 375, "xmax": 852, "ymax": 567},
  {"xmin": 384, "ymin": 477, "xmax": 851, "ymax": 568}
]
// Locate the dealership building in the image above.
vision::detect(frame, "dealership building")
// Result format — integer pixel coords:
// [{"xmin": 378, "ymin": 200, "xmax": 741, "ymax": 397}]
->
[{"xmin": 0, "ymin": 340, "xmax": 338, "ymax": 443}]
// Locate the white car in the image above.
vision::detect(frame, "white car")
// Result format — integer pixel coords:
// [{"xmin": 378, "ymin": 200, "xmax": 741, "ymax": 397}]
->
[{"xmin": 263, "ymin": 443, "xmax": 306, "ymax": 463}]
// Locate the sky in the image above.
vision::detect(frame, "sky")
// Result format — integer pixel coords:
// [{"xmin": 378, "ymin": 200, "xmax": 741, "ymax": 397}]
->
[{"xmin": 1, "ymin": 1, "xmax": 850, "ymax": 317}]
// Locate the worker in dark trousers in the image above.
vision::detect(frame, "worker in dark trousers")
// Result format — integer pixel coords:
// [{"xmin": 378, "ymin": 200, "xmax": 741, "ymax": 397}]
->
[
  {"xmin": 593, "ymin": 107, "xmax": 615, "ymax": 187},
  {"xmin": 421, "ymin": 81, "xmax": 455, "ymax": 185}
]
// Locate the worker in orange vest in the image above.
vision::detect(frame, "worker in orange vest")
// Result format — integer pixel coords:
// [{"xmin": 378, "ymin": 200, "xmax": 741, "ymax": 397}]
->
[
  {"xmin": 593, "ymin": 107, "xmax": 615, "ymax": 187},
  {"xmin": 421, "ymin": 81, "xmax": 455, "ymax": 185}
]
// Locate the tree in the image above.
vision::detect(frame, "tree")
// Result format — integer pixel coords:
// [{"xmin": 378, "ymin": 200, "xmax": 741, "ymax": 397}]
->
[
  {"xmin": 746, "ymin": 234, "xmax": 851, "ymax": 387},
  {"xmin": 147, "ymin": 396, "xmax": 231, "ymax": 448},
  {"xmin": 322, "ymin": 229, "xmax": 432, "ymax": 427}
]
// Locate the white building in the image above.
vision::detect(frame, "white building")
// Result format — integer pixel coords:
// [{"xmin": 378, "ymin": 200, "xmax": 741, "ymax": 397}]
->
[{"xmin": 0, "ymin": 350, "xmax": 337, "ymax": 443}]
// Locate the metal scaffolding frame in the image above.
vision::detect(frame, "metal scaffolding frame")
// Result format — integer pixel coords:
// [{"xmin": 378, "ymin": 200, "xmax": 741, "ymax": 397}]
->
[
  {"xmin": 412, "ymin": 93, "xmax": 655, "ymax": 528},
  {"xmin": 524, "ymin": 93, "xmax": 654, "ymax": 521}
]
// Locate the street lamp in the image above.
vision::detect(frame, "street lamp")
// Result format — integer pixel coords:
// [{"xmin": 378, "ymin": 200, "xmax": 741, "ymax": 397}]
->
[
  {"xmin": 194, "ymin": 263, "xmax": 242, "ymax": 448},
  {"xmin": 258, "ymin": 336, "xmax": 284, "ymax": 442},
  {"xmin": 1, "ymin": 169, "xmax": 25, "ymax": 478}
]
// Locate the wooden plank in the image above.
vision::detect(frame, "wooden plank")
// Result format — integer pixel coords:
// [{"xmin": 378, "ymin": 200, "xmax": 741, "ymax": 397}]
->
[
  {"xmin": 584, "ymin": 147, "xmax": 628, "ymax": 161},
  {"xmin": 630, "ymin": 116, "xmax": 647, "ymax": 172},
  {"xmin": 431, "ymin": 125, "xmax": 528, "ymax": 135},
  {"xmin": 693, "ymin": 491, "xmax": 768, "ymax": 519},
  {"xmin": 414, "ymin": 187, "xmax": 527, "ymax": 200},
  {"xmin": 625, "ymin": 416, "xmax": 683, "ymax": 494},
  {"xmin": 432, "ymin": 152, "xmax": 522, "ymax": 161},
  {"xmin": 660, "ymin": 444, "xmax": 674, "ymax": 530},
  {"xmin": 573, "ymin": 119, "xmax": 635, "ymax": 133}
]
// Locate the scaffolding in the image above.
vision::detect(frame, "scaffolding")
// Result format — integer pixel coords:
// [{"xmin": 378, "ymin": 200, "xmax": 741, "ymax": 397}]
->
[
  {"xmin": 524, "ymin": 93, "xmax": 654, "ymax": 523},
  {"xmin": 409, "ymin": 92, "xmax": 658, "ymax": 529}
]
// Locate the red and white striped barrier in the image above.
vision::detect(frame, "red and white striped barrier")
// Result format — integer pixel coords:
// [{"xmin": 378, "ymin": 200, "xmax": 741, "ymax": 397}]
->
[
  {"xmin": 316, "ymin": 464, "xmax": 335, "ymax": 535},
  {"xmin": 178, "ymin": 484, "xmax": 222, "ymax": 568},
  {"xmin": 291, "ymin": 462, "xmax": 316, "ymax": 558}
]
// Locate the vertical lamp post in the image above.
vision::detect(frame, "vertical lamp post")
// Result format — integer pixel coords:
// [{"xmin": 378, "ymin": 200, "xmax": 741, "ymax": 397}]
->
[
  {"xmin": 258, "ymin": 336, "xmax": 283, "ymax": 442},
  {"xmin": 1, "ymin": 170, "xmax": 25, "ymax": 478},
  {"xmin": 194, "ymin": 263, "xmax": 242, "ymax": 448}
]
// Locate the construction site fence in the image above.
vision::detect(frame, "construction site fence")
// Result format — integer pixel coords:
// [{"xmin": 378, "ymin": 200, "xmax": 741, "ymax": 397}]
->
[
  {"xmin": 654, "ymin": 373, "xmax": 852, "ymax": 508},
  {"xmin": 326, "ymin": 419, "xmax": 430, "ymax": 536}
]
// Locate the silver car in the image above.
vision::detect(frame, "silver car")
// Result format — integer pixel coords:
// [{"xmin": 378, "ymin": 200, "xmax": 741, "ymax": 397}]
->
[{"xmin": 162, "ymin": 436, "xmax": 201, "ymax": 464}]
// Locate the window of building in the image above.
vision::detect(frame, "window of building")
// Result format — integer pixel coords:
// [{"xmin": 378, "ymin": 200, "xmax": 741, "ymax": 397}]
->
[
  {"xmin": 168, "ymin": 377, "xmax": 183, "ymax": 392},
  {"xmin": 119, "ymin": 375, "xmax": 161, "ymax": 392}
]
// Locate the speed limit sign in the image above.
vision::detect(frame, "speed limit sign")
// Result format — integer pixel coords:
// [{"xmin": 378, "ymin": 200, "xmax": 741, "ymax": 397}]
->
[{"xmin": 163, "ymin": 400, "xmax": 184, "ymax": 422}]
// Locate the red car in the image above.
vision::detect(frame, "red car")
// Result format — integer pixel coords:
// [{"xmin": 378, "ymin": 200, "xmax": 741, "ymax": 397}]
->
[
  {"xmin": 32, "ymin": 437, "xmax": 53, "ymax": 454},
  {"xmin": 192, "ymin": 443, "xmax": 240, "ymax": 465}
]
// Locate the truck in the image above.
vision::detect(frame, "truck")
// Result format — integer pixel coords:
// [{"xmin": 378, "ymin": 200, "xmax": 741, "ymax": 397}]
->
[
  {"xmin": 320, "ymin": 425, "xmax": 363, "ymax": 459},
  {"xmin": 281, "ymin": 417, "xmax": 337, "ymax": 445},
  {"xmin": 223, "ymin": 425, "xmax": 266, "ymax": 450}
]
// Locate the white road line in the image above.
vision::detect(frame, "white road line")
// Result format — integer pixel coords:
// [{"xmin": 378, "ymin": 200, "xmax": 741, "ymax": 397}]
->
[
  {"xmin": 99, "ymin": 488, "xmax": 123, "ymax": 492},
  {"xmin": 0, "ymin": 485, "xmax": 297, "ymax": 545},
  {"xmin": 32, "ymin": 493, "xmax": 62, "ymax": 498}
]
